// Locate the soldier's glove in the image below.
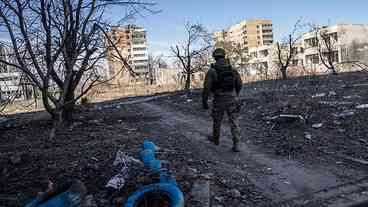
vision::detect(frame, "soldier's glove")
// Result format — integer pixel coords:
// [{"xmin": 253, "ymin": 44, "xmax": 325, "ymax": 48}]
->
[{"xmin": 202, "ymin": 102, "xmax": 209, "ymax": 110}]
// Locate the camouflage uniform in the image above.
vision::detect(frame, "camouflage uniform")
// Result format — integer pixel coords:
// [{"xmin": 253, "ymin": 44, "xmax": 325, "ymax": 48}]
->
[{"xmin": 202, "ymin": 53, "xmax": 243, "ymax": 149}]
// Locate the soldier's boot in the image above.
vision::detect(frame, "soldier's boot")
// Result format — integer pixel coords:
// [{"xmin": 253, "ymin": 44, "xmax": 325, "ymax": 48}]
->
[
  {"xmin": 232, "ymin": 142, "xmax": 240, "ymax": 152},
  {"xmin": 210, "ymin": 118, "xmax": 221, "ymax": 145},
  {"xmin": 208, "ymin": 134, "xmax": 220, "ymax": 145},
  {"xmin": 213, "ymin": 136, "xmax": 220, "ymax": 146}
]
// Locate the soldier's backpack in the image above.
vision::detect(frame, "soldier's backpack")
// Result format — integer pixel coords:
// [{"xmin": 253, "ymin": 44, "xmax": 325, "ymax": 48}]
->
[{"xmin": 213, "ymin": 64, "xmax": 236, "ymax": 92}]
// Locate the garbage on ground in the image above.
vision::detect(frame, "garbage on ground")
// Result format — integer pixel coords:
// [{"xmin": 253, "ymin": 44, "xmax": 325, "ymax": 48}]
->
[
  {"xmin": 333, "ymin": 110, "xmax": 355, "ymax": 118},
  {"xmin": 343, "ymin": 95, "xmax": 362, "ymax": 99},
  {"xmin": 106, "ymin": 150, "xmax": 143, "ymax": 191},
  {"xmin": 312, "ymin": 93, "xmax": 326, "ymax": 98},
  {"xmin": 328, "ymin": 91, "xmax": 337, "ymax": 96},
  {"xmin": 266, "ymin": 114, "xmax": 305, "ymax": 124},
  {"xmin": 356, "ymin": 104, "xmax": 368, "ymax": 109},
  {"xmin": 124, "ymin": 140, "xmax": 184, "ymax": 207},
  {"xmin": 24, "ymin": 179, "xmax": 87, "ymax": 207},
  {"xmin": 312, "ymin": 123, "xmax": 323, "ymax": 128},
  {"xmin": 304, "ymin": 132, "xmax": 312, "ymax": 140},
  {"xmin": 319, "ymin": 101, "xmax": 354, "ymax": 106}
]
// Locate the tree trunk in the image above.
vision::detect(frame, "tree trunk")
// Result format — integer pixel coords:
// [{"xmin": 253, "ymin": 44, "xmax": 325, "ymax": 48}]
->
[
  {"xmin": 331, "ymin": 66, "xmax": 338, "ymax": 75},
  {"xmin": 184, "ymin": 73, "xmax": 191, "ymax": 93},
  {"xmin": 49, "ymin": 108, "xmax": 63, "ymax": 139},
  {"xmin": 62, "ymin": 90, "xmax": 75, "ymax": 125},
  {"xmin": 281, "ymin": 67, "xmax": 288, "ymax": 80}
]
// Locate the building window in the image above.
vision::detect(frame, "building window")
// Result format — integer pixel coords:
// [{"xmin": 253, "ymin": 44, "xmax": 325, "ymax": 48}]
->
[
  {"xmin": 250, "ymin": 52, "xmax": 258, "ymax": 58},
  {"xmin": 323, "ymin": 51, "xmax": 339, "ymax": 62},
  {"xmin": 133, "ymin": 47, "xmax": 146, "ymax": 51},
  {"xmin": 134, "ymin": 59, "xmax": 148, "ymax": 64},
  {"xmin": 134, "ymin": 54, "xmax": 146, "ymax": 57},
  {"xmin": 263, "ymin": 34, "xmax": 273, "ymax": 39},
  {"xmin": 306, "ymin": 54, "xmax": 319, "ymax": 64},
  {"xmin": 263, "ymin": 40, "xmax": 273, "ymax": 45},
  {"xmin": 305, "ymin": 38, "xmax": 318, "ymax": 48},
  {"xmin": 291, "ymin": 59, "xmax": 299, "ymax": 66},
  {"xmin": 260, "ymin": 50, "xmax": 269, "ymax": 57},
  {"xmin": 262, "ymin": 30, "xmax": 273, "ymax": 33}
]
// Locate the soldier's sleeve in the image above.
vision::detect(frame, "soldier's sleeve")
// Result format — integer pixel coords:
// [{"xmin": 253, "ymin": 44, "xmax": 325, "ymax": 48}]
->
[
  {"xmin": 234, "ymin": 70, "xmax": 242, "ymax": 95},
  {"xmin": 202, "ymin": 69, "xmax": 213, "ymax": 106}
]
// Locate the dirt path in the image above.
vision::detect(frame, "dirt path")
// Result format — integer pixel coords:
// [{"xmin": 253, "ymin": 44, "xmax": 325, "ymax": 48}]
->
[{"xmin": 133, "ymin": 100, "xmax": 368, "ymax": 206}]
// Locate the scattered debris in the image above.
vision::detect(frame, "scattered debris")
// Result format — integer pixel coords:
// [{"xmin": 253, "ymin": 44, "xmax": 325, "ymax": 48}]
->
[
  {"xmin": 356, "ymin": 104, "xmax": 368, "ymax": 109},
  {"xmin": 214, "ymin": 196, "xmax": 225, "ymax": 203},
  {"xmin": 190, "ymin": 180, "xmax": 210, "ymax": 207},
  {"xmin": 312, "ymin": 93, "xmax": 326, "ymax": 98},
  {"xmin": 187, "ymin": 167, "xmax": 199, "ymax": 177},
  {"xmin": 341, "ymin": 155, "xmax": 368, "ymax": 166},
  {"xmin": 106, "ymin": 150, "xmax": 135, "ymax": 191},
  {"xmin": 352, "ymin": 83, "xmax": 368, "ymax": 87},
  {"xmin": 24, "ymin": 179, "xmax": 87, "ymax": 207},
  {"xmin": 228, "ymin": 189, "xmax": 241, "ymax": 198},
  {"xmin": 267, "ymin": 114, "xmax": 305, "ymax": 124},
  {"xmin": 304, "ymin": 132, "xmax": 312, "ymax": 140},
  {"xmin": 334, "ymin": 110, "xmax": 355, "ymax": 118},
  {"xmin": 312, "ymin": 123, "xmax": 323, "ymax": 129},
  {"xmin": 358, "ymin": 139, "xmax": 368, "ymax": 145},
  {"xmin": 112, "ymin": 150, "xmax": 142, "ymax": 166},
  {"xmin": 84, "ymin": 195, "xmax": 98, "ymax": 207},
  {"xmin": 319, "ymin": 101, "xmax": 354, "ymax": 106},
  {"xmin": 328, "ymin": 91, "xmax": 337, "ymax": 96},
  {"xmin": 90, "ymin": 157, "xmax": 98, "ymax": 162},
  {"xmin": 343, "ymin": 95, "xmax": 362, "ymax": 99}
]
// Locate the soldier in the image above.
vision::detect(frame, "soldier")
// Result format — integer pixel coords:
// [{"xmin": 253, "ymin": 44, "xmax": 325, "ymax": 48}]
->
[{"xmin": 202, "ymin": 48, "xmax": 243, "ymax": 152}]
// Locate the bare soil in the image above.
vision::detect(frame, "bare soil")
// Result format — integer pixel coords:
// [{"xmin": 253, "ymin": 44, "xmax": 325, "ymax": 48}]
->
[{"xmin": 1, "ymin": 71, "xmax": 368, "ymax": 206}]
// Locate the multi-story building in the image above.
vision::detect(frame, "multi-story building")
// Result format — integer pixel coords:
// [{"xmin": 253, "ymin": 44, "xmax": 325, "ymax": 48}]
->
[
  {"xmin": 302, "ymin": 24, "xmax": 368, "ymax": 71},
  {"xmin": 248, "ymin": 24, "xmax": 368, "ymax": 77},
  {"xmin": 0, "ymin": 44, "xmax": 23, "ymax": 101},
  {"xmin": 248, "ymin": 43, "xmax": 304, "ymax": 78},
  {"xmin": 107, "ymin": 25, "xmax": 149, "ymax": 85},
  {"xmin": 213, "ymin": 19, "xmax": 274, "ymax": 53}
]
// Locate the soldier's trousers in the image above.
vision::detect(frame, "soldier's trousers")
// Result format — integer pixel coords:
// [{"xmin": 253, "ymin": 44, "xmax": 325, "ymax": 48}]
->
[{"xmin": 212, "ymin": 101, "xmax": 241, "ymax": 144}]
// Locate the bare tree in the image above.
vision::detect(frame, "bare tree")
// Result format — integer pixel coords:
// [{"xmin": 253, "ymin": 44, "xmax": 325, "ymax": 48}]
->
[
  {"xmin": 147, "ymin": 54, "xmax": 167, "ymax": 85},
  {"xmin": 311, "ymin": 25, "xmax": 339, "ymax": 75},
  {"xmin": 0, "ymin": 0, "xmax": 156, "ymax": 137},
  {"xmin": 276, "ymin": 20, "xmax": 304, "ymax": 80},
  {"xmin": 171, "ymin": 23, "xmax": 211, "ymax": 93}
]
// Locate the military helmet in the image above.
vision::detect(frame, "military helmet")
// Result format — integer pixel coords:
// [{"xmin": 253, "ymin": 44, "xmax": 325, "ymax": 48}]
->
[{"xmin": 212, "ymin": 48, "xmax": 226, "ymax": 59}]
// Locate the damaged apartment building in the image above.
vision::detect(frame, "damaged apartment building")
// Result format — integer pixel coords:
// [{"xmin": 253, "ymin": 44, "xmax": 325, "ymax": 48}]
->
[
  {"xmin": 246, "ymin": 24, "xmax": 368, "ymax": 77},
  {"xmin": 107, "ymin": 25, "xmax": 151, "ymax": 86},
  {"xmin": 0, "ymin": 44, "xmax": 34, "ymax": 101}
]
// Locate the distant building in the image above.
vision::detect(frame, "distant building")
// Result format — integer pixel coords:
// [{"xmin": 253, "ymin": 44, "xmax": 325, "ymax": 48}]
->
[
  {"xmin": 248, "ymin": 24, "xmax": 368, "ymax": 77},
  {"xmin": 213, "ymin": 19, "xmax": 274, "ymax": 53},
  {"xmin": 0, "ymin": 44, "xmax": 24, "ymax": 101},
  {"xmin": 107, "ymin": 25, "xmax": 149, "ymax": 85},
  {"xmin": 248, "ymin": 43, "xmax": 304, "ymax": 78},
  {"xmin": 302, "ymin": 24, "xmax": 368, "ymax": 72}
]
